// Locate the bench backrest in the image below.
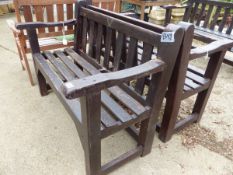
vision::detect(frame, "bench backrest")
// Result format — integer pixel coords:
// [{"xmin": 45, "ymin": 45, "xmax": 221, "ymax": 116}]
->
[
  {"xmin": 92, "ymin": 0, "xmax": 120, "ymax": 12},
  {"xmin": 183, "ymin": 0, "xmax": 233, "ymax": 35},
  {"xmin": 75, "ymin": 3, "xmax": 185, "ymax": 94},
  {"xmin": 13, "ymin": 0, "xmax": 76, "ymax": 38}
]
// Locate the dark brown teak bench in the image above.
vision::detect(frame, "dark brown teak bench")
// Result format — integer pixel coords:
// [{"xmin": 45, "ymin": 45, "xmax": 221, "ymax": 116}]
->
[
  {"xmin": 16, "ymin": 2, "xmax": 185, "ymax": 174},
  {"xmin": 90, "ymin": 5, "xmax": 233, "ymax": 142},
  {"xmin": 162, "ymin": 0, "xmax": 233, "ymax": 66}
]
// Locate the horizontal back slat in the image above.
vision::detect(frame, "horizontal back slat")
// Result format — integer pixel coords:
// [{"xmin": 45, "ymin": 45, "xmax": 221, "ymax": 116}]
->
[
  {"xmin": 193, "ymin": 0, "xmax": 233, "ymax": 8},
  {"xmin": 14, "ymin": 0, "xmax": 76, "ymax": 39},
  {"xmin": 14, "ymin": 0, "xmax": 75, "ymax": 6}
]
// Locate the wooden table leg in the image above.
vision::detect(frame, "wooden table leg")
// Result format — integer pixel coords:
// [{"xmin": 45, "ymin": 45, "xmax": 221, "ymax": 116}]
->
[
  {"xmin": 164, "ymin": 8, "xmax": 172, "ymax": 26},
  {"xmin": 140, "ymin": 5, "xmax": 145, "ymax": 20}
]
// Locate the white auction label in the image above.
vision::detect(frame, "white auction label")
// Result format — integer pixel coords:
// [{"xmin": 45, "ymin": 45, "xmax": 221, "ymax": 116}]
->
[
  {"xmin": 161, "ymin": 32, "xmax": 175, "ymax": 43},
  {"xmin": 65, "ymin": 82, "xmax": 74, "ymax": 89}
]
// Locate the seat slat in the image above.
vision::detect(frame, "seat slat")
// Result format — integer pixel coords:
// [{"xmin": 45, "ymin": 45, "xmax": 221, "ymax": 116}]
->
[
  {"xmin": 65, "ymin": 48, "xmax": 98, "ymax": 75},
  {"xmin": 108, "ymin": 86, "xmax": 146, "ymax": 116},
  {"xmin": 183, "ymin": 85, "xmax": 192, "ymax": 91},
  {"xmin": 54, "ymin": 51, "xmax": 85, "ymax": 78},
  {"xmin": 101, "ymin": 107, "xmax": 120, "ymax": 128},
  {"xmin": 101, "ymin": 91, "xmax": 134, "ymax": 123},
  {"xmin": 64, "ymin": 48, "xmax": 148, "ymax": 117},
  {"xmin": 187, "ymin": 64, "xmax": 205, "ymax": 77},
  {"xmin": 186, "ymin": 71, "xmax": 209, "ymax": 85},
  {"xmin": 184, "ymin": 78, "xmax": 200, "ymax": 89},
  {"xmin": 44, "ymin": 51, "xmax": 75, "ymax": 81},
  {"xmin": 34, "ymin": 53, "xmax": 82, "ymax": 123}
]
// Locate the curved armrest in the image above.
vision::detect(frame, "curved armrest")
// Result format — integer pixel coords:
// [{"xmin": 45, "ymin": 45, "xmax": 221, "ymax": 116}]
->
[
  {"xmin": 190, "ymin": 39, "xmax": 233, "ymax": 60},
  {"xmin": 6, "ymin": 19, "xmax": 21, "ymax": 35},
  {"xmin": 62, "ymin": 60, "xmax": 165, "ymax": 99},
  {"xmin": 16, "ymin": 19, "xmax": 76, "ymax": 30}
]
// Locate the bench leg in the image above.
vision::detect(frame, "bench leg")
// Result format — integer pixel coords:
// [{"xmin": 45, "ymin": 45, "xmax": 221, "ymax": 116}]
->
[
  {"xmin": 18, "ymin": 41, "xmax": 34, "ymax": 86},
  {"xmin": 138, "ymin": 118, "xmax": 154, "ymax": 156},
  {"xmin": 138, "ymin": 73, "xmax": 165, "ymax": 156},
  {"xmin": 193, "ymin": 51, "xmax": 226, "ymax": 122},
  {"xmin": 37, "ymin": 70, "xmax": 48, "ymax": 96},
  {"xmin": 159, "ymin": 95, "xmax": 182, "ymax": 142},
  {"xmin": 16, "ymin": 41, "xmax": 25, "ymax": 71},
  {"xmin": 80, "ymin": 93, "xmax": 101, "ymax": 175}
]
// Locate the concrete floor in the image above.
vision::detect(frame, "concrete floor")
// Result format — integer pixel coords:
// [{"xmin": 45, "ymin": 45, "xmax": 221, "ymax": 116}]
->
[{"xmin": 0, "ymin": 14, "xmax": 233, "ymax": 175}]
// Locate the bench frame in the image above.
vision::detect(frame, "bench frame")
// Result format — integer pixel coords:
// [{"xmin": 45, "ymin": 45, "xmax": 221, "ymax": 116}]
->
[
  {"xmin": 92, "ymin": 5, "xmax": 233, "ymax": 142},
  {"xmin": 16, "ymin": 1, "xmax": 186, "ymax": 174}
]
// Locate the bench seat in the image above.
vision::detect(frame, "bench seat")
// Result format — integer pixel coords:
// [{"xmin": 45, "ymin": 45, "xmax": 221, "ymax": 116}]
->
[{"xmin": 35, "ymin": 48, "xmax": 152, "ymax": 139}]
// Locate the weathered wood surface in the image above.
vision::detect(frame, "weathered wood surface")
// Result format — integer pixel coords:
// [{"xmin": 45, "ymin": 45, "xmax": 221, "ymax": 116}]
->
[
  {"xmin": 18, "ymin": 1, "xmax": 186, "ymax": 174},
  {"xmin": 8, "ymin": 0, "xmax": 77, "ymax": 85},
  {"xmin": 92, "ymin": 5, "xmax": 233, "ymax": 143},
  {"xmin": 162, "ymin": 0, "xmax": 233, "ymax": 66}
]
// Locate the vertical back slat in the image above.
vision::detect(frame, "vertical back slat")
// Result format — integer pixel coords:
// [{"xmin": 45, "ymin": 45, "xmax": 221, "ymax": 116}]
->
[
  {"xmin": 203, "ymin": 5, "xmax": 214, "ymax": 28},
  {"xmin": 210, "ymin": 6, "xmax": 221, "ymax": 30},
  {"xmin": 125, "ymin": 37, "xmax": 137, "ymax": 68},
  {"xmin": 95, "ymin": 24, "xmax": 103, "ymax": 62},
  {"xmin": 88, "ymin": 20, "xmax": 95, "ymax": 57},
  {"xmin": 67, "ymin": 4, "xmax": 74, "ymax": 30},
  {"xmin": 190, "ymin": 2, "xmax": 199, "ymax": 23},
  {"xmin": 183, "ymin": 5, "xmax": 192, "ymax": 22},
  {"xmin": 218, "ymin": 8, "xmax": 230, "ymax": 32},
  {"xmin": 82, "ymin": 17, "xmax": 88, "ymax": 52},
  {"xmin": 103, "ymin": 27, "xmax": 112, "ymax": 69},
  {"xmin": 46, "ymin": 5, "xmax": 55, "ymax": 32},
  {"xmin": 196, "ymin": 3, "xmax": 206, "ymax": 26},
  {"xmin": 34, "ymin": 6, "xmax": 45, "ymax": 33},
  {"xmin": 113, "ymin": 32, "xmax": 124, "ymax": 71},
  {"xmin": 226, "ymin": 16, "xmax": 233, "ymax": 35},
  {"xmin": 135, "ymin": 43, "xmax": 153, "ymax": 94},
  {"xmin": 23, "ymin": 6, "xmax": 33, "ymax": 22},
  {"xmin": 57, "ymin": 4, "xmax": 64, "ymax": 31}
]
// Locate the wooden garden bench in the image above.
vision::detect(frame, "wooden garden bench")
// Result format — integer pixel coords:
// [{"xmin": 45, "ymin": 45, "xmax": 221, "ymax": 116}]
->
[
  {"xmin": 161, "ymin": 0, "xmax": 233, "ymax": 66},
  {"xmin": 7, "ymin": 0, "xmax": 119, "ymax": 86},
  {"xmin": 16, "ymin": 1, "xmax": 185, "ymax": 174},
  {"xmin": 90, "ymin": 5, "xmax": 233, "ymax": 142}
]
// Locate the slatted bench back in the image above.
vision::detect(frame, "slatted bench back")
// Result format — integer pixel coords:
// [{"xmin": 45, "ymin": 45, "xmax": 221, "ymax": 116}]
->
[
  {"xmin": 92, "ymin": 0, "xmax": 120, "ymax": 12},
  {"xmin": 13, "ymin": 0, "xmax": 76, "ymax": 38},
  {"xmin": 184, "ymin": 0, "xmax": 233, "ymax": 35},
  {"xmin": 75, "ymin": 5, "xmax": 185, "ymax": 95}
]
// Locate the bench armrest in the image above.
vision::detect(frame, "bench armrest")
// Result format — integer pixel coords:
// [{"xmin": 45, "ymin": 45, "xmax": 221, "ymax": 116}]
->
[
  {"xmin": 62, "ymin": 60, "xmax": 165, "ymax": 99},
  {"xmin": 160, "ymin": 4, "xmax": 190, "ymax": 10},
  {"xmin": 15, "ymin": 19, "xmax": 76, "ymax": 30},
  {"xmin": 190, "ymin": 39, "xmax": 233, "ymax": 60},
  {"xmin": 6, "ymin": 19, "xmax": 21, "ymax": 35}
]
